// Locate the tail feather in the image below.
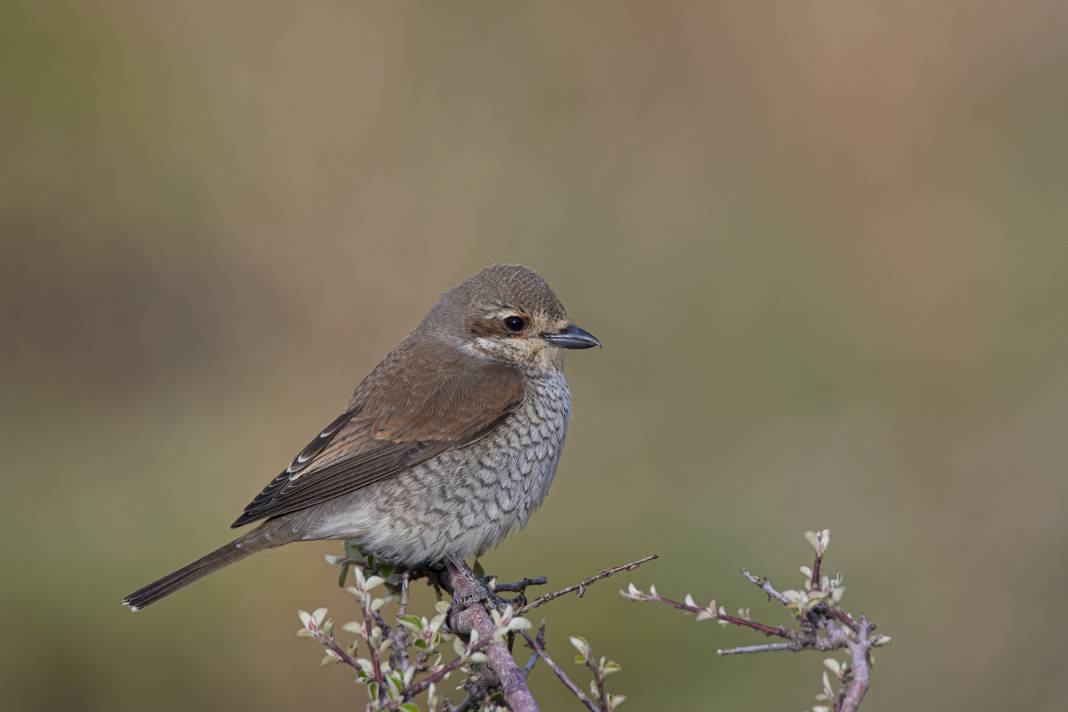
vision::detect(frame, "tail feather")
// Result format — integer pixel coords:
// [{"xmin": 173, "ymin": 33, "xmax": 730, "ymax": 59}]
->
[{"xmin": 123, "ymin": 535, "xmax": 263, "ymax": 611}]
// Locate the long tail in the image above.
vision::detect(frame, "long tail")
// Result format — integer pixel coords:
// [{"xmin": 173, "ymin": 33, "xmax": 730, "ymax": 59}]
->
[{"xmin": 122, "ymin": 531, "xmax": 272, "ymax": 611}]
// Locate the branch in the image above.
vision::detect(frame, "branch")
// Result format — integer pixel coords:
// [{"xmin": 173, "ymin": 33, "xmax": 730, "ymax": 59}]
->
[
  {"xmin": 718, "ymin": 632, "xmax": 846, "ymax": 657},
  {"xmin": 835, "ymin": 617, "xmax": 872, "ymax": 712},
  {"xmin": 741, "ymin": 569, "xmax": 791, "ymax": 606},
  {"xmin": 494, "ymin": 576, "xmax": 549, "ymax": 593},
  {"xmin": 363, "ymin": 607, "xmax": 385, "ymax": 703},
  {"xmin": 305, "ymin": 551, "xmax": 651, "ymax": 710},
  {"xmin": 520, "ymin": 630, "xmax": 599, "ymax": 712},
  {"xmin": 518, "ymin": 554, "xmax": 658, "ymax": 615},
  {"xmin": 622, "ymin": 529, "xmax": 888, "ymax": 711},
  {"xmin": 523, "ymin": 623, "xmax": 546, "ymax": 679},
  {"xmin": 584, "ymin": 653, "xmax": 608, "ymax": 710},
  {"xmin": 621, "ymin": 584, "xmax": 793, "ymax": 639},
  {"xmin": 451, "ymin": 623, "xmax": 543, "ymax": 712},
  {"xmin": 402, "ymin": 649, "xmax": 479, "ymax": 700},
  {"xmin": 446, "ymin": 560, "xmax": 540, "ymax": 712},
  {"xmin": 302, "ymin": 616, "xmax": 363, "ymax": 669},
  {"xmin": 717, "ymin": 643, "xmax": 794, "ymax": 656}
]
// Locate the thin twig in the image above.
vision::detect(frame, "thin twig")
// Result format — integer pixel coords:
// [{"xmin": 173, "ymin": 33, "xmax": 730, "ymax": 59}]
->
[
  {"xmin": 741, "ymin": 569, "xmax": 791, "ymax": 606},
  {"xmin": 520, "ymin": 630, "xmax": 599, "ymax": 712},
  {"xmin": 626, "ymin": 590, "xmax": 793, "ymax": 639},
  {"xmin": 308, "ymin": 626, "xmax": 363, "ymax": 669},
  {"xmin": 831, "ymin": 608, "xmax": 860, "ymax": 634},
  {"xmin": 717, "ymin": 632, "xmax": 849, "ymax": 657},
  {"xmin": 519, "ymin": 555, "xmax": 658, "ymax": 615},
  {"xmin": 495, "ymin": 576, "xmax": 549, "ymax": 593},
  {"xmin": 585, "ymin": 654, "xmax": 608, "ymax": 709},
  {"xmin": 717, "ymin": 643, "xmax": 794, "ymax": 656},
  {"xmin": 523, "ymin": 624, "xmax": 546, "ymax": 679},
  {"xmin": 403, "ymin": 650, "xmax": 477, "ymax": 699},
  {"xmin": 621, "ymin": 531, "xmax": 883, "ymax": 710},
  {"xmin": 363, "ymin": 608, "xmax": 385, "ymax": 703},
  {"xmin": 811, "ymin": 546, "xmax": 824, "ymax": 590}
]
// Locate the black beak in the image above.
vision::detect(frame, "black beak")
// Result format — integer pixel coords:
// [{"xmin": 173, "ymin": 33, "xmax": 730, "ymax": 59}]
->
[{"xmin": 542, "ymin": 324, "xmax": 602, "ymax": 349}]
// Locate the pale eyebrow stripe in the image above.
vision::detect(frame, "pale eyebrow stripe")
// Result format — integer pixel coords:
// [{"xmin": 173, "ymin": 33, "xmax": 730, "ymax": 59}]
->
[{"xmin": 483, "ymin": 307, "xmax": 524, "ymax": 320}]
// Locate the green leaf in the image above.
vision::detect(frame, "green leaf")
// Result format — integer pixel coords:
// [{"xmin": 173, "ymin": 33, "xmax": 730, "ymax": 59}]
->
[
  {"xmin": 398, "ymin": 615, "xmax": 423, "ymax": 631},
  {"xmin": 386, "ymin": 675, "xmax": 401, "ymax": 700},
  {"xmin": 805, "ymin": 530, "xmax": 821, "ymax": 551},
  {"xmin": 508, "ymin": 617, "xmax": 533, "ymax": 632},
  {"xmin": 344, "ymin": 540, "xmax": 360, "ymax": 560},
  {"xmin": 400, "ymin": 705, "xmax": 419, "ymax": 712},
  {"xmin": 569, "ymin": 636, "xmax": 590, "ymax": 658}
]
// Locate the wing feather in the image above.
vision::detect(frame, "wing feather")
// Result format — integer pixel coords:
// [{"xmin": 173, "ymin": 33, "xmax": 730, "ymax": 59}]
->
[{"xmin": 231, "ymin": 341, "xmax": 524, "ymax": 528}]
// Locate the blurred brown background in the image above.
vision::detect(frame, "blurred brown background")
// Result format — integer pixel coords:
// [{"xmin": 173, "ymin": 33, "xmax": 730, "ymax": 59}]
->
[{"xmin": 2, "ymin": 2, "xmax": 1067, "ymax": 710}]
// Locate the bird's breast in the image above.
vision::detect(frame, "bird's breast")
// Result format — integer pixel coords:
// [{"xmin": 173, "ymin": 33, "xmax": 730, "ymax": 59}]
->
[
  {"xmin": 440, "ymin": 371, "xmax": 572, "ymax": 554},
  {"xmin": 300, "ymin": 372, "xmax": 572, "ymax": 565}
]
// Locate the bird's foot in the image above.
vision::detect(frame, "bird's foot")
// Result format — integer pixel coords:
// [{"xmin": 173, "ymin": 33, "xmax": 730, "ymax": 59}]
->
[{"xmin": 445, "ymin": 558, "xmax": 508, "ymax": 631}]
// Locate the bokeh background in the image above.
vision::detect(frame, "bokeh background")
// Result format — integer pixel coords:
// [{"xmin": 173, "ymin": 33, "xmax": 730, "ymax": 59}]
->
[{"xmin": 3, "ymin": 2, "xmax": 1067, "ymax": 710}]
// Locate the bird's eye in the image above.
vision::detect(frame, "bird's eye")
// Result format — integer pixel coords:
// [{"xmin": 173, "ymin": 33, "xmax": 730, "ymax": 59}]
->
[{"xmin": 503, "ymin": 316, "xmax": 526, "ymax": 332}]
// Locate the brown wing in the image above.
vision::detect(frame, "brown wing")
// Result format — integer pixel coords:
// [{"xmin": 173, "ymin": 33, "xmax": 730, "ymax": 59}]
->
[{"xmin": 231, "ymin": 340, "xmax": 525, "ymax": 527}]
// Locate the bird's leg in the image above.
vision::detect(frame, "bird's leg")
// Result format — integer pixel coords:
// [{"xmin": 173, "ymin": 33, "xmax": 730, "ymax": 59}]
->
[
  {"xmin": 445, "ymin": 558, "xmax": 507, "ymax": 631},
  {"xmin": 446, "ymin": 558, "xmax": 496, "ymax": 606}
]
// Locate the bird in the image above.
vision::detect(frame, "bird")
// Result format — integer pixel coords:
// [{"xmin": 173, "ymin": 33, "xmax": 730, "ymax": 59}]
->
[{"xmin": 123, "ymin": 264, "xmax": 600, "ymax": 610}]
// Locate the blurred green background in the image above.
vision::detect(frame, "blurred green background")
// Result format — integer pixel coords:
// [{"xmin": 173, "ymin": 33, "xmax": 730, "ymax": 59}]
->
[{"xmin": 3, "ymin": 2, "xmax": 1067, "ymax": 710}]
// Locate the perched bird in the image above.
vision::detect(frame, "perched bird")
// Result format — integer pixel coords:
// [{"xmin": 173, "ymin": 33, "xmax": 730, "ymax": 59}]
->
[{"xmin": 123, "ymin": 264, "xmax": 599, "ymax": 610}]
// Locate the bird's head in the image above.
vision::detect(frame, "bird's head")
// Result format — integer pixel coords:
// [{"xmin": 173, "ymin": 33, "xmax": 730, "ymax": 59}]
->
[{"xmin": 423, "ymin": 264, "xmax": 600, "ymax": 375}]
